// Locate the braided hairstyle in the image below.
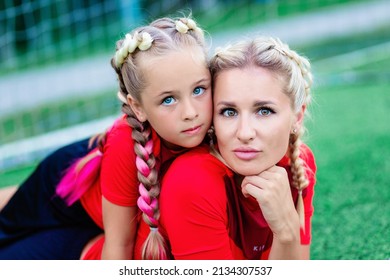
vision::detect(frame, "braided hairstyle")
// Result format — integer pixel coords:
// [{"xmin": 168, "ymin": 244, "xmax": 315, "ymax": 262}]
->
[
  {"xmin": 111, "ymin": 16, "xmax": 207, "ymax": 259},
  {"xmin": 209, "ymin": 36, "xmax": 313, "ymax": 231}
]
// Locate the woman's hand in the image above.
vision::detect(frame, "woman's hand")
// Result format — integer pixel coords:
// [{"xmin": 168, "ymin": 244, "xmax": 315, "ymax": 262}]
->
[{"xmin": 241, "ymin": 166, "xmax": 300, "ymax": 244}]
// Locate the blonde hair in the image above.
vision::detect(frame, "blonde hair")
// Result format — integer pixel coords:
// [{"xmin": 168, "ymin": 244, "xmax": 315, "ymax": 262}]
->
[
  {"xmin": 111, "ymin": 16, "xmax": 207, "ymax": 259},
  {"xmin": 62, "ymin": 16, "xmax": 207, "ymax": 260},
  {"xmin": 209, "ymin": 36, "xmax": 313, "ymax": 231}
]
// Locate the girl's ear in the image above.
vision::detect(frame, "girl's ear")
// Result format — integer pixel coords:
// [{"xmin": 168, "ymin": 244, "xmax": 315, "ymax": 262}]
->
[{"xmin": 127, "ymin": 96, "xmax": 147, "ymax": 122}]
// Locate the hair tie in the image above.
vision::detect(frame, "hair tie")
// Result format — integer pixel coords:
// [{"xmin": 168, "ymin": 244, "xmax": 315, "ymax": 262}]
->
[
  {"xmin": 175, "ymin": 18, "xmax": 198, "ymax": 34},
  {"xmin": 138, "ymin": 32, "xmax": 154, "ymax": 50},
  {"xmin": 186, "ymin": 19, "xmax": 197, "ymax": 30},
  {"xmin": 117, "ymin": 91, "xmax": 128, "ymax": 104},
  {"xmin": 175, "ymin": 20, "xmax": 189, "ymax": 33},
  {"xmin": 114, "ymin": 32, "xmax": 154, "ymax": 67}
]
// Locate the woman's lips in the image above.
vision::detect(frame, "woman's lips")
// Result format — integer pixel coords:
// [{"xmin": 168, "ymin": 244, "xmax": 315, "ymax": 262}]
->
[{"xmin": 233, "ymin": 148, "xmax": 260, "ymax": 160}]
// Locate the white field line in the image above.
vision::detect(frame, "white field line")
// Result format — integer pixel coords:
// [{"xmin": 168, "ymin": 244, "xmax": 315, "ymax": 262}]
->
[
  {"xmin": 0, "ymin": 116, "xmax": 116, "ymax": 170},
  {"xmin": 313, "ymin": 41, "xmax": 390, "ymax": 72}
]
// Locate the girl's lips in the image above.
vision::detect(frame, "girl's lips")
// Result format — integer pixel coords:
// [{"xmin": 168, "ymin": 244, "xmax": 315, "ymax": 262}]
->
[{"xmin": 182, "ymin": 125, "xmax": 202, "ymax": 135}]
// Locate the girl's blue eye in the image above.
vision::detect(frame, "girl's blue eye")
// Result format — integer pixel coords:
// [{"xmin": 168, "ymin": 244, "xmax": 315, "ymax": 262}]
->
[
  {"xmin": 162, "ymin": 96, "xmax": 175, "ymax": 105},
  {"xmin": 193, "ymin": 87, "xmax": 205, "ymax": 96}
]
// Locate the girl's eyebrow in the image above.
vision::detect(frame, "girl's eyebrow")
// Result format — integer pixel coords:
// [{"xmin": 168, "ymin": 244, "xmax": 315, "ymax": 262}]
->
[
  {"xmin": 191, "ymin": 77, "xmax": 210, "ymax": 86},
  {"xmin": 157, "ymin": 90, "xmax": 175, "ymax": 97}
]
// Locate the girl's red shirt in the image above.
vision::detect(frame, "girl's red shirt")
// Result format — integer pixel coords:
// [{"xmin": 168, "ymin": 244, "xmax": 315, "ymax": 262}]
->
[{"xmin": 81, "ymin": 115, "xmax": 178, "ymax": 259}]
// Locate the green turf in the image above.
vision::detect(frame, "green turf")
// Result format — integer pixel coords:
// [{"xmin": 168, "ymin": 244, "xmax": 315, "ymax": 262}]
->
[
  {"xmin": 306, "ymin": 83, "xmax": 390, "ymax": 259},
  {"xmin": 0, "ymin": 164, "xmax": 36, "ymax": 188},
  {"xmin": 0, "ymin": 9, "xmax": 389, "ymax": 259}
]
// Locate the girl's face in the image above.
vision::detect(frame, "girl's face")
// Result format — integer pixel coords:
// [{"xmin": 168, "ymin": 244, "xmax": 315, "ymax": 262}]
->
[
  {"xmin": 129, "ymin": 47, "xmax": 212, "ymax": 150},
  {"xmin": 213, "ymin": 66, "xmax": 304, "ymax": 176}
]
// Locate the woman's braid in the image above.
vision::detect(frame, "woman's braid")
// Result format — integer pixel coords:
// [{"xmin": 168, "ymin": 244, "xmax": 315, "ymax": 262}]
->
[{"xmin": 272, "ymin": 38, "xmax": 312, "ymax": 231}]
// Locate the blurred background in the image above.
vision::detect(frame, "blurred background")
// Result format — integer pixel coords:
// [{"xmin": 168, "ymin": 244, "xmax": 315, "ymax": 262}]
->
[{"xmin": 0, "ymin": 0, "xmax": 389, "ymax": 259}]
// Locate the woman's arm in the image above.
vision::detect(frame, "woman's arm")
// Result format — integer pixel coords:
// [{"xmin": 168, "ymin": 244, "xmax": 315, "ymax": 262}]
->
[
  {"xmin": 242, "ymin": 165, "xmax": 303, "ymax": 259},
  {"xmin": 101, "ymin": 197, "xmax": 138, "ymax": 259}
]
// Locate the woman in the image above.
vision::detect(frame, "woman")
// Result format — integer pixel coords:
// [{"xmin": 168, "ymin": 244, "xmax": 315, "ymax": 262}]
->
[{"xmin": 151, "ymin": 36, "xmax": 317, "ymax": 259}]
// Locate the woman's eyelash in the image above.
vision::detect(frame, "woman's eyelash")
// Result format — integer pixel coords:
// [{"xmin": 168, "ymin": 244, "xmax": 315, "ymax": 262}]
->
[
  {"xmin": 219, "ymin": 107, "xmax": 236, "ymax": 117},
  {"xmin": 259, "ymin": 106, "xmax": 275, "ymax": 113}
]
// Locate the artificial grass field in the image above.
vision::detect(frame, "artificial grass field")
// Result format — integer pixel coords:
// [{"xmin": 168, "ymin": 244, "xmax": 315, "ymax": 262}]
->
[
  {"xmin": 1, "ymin": 80, "xmax": 388, "ymax": 260},
  {"xmin": 0, "ymin": 18, "xmax": 389, "ymax": 260},
  {"xmin": 307, "ymin": 82, "xmax": 389, "ymax": 259}
]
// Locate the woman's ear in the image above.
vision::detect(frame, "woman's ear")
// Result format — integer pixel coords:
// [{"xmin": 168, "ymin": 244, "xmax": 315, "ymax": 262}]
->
[
  {"xmin": 127, "ymin": 96, "xmax": 147, "ymax": 122},
  {"xmin": 293, "ymin": 105, "xmax": 306, "ymax": 131}
]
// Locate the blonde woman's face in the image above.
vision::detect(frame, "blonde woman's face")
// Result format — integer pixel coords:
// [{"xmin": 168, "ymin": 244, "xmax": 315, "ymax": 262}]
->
[
  {"xmin": 213, "ymin": 66, "xmax": 303, "ymax": 176},
  {"xmin": 132, "ymin": 47, "xmax": 212, "ymax": 150}
]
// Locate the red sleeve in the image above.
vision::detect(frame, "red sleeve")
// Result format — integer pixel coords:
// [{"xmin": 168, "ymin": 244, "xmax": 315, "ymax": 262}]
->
[
  {"xmin": 300, "ymin": 144, "xmax": 317, "ymax": 245},
  {"xmin": 160, "ymin": 147, "xmax": 234, "ymax": 260},
  {"xmin": 100, "ymin": 119, "xmax": 139, "ymax": 206}
]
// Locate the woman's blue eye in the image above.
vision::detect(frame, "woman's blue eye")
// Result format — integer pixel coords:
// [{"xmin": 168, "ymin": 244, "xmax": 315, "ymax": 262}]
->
[
  {"xmin": 221, "ymin": 109, "xmax": 237, "ymax": 117},
  {"xmin": 193, "ymin": 87, "xmax": 205, "ymax": 96},
  {"xmin": 162, "ymin": 96, "xmax": 175, "ymax": 105},
  {"xmin": 258, "ymin": 108, "xmax": 272, "ymax": 116}
]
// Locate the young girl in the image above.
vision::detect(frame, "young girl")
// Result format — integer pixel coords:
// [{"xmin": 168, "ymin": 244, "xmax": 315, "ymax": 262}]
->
[
  {"xmin": 153, "ymin": 36, "xmax": 317, "ymax": 259},
  {"xmin": 0, "ymin": 16, "xmax": 212, "ymax": 260}
]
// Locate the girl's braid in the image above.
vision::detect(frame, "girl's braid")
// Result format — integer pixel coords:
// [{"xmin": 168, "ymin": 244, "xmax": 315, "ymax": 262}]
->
[
  {"xmin": 111, "ymin": 50, "xmax": 167, "ymax": 259},
  {"xmin": 110, "ymin": 16, "xmax": 206, "ymax": 259}
]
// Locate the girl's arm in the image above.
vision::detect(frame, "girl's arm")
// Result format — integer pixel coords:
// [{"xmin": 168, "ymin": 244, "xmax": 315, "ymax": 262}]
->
[
  {"xmin": 101, "ymin": 197, "xmax": 138, "ymax": 259},
  {"xmin": 98, "ymin": 120, "xmax": 141, "ymax": 260}
]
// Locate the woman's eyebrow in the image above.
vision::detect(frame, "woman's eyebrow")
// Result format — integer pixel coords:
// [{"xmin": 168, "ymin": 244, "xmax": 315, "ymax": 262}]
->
[
  {"xmin": 254, "ymin": 101, "xmax": 276, "ymax": 106},
  {"xmin": 215, "ymin": 101, "xmax": 235, "ymax": 107}
]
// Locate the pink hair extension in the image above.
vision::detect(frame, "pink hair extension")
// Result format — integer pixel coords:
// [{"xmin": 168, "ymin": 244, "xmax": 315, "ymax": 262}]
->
[
  {"xmin": 136, "ymin": 155, "xmax": 150, "ymax": 177},
  {"xmin": 137, "ymin": 188, "xmax": 158, "ymax": 224},
  {"xmin": 135, "ymin": 138, "xmax": 159, "ymax": 226},
  {"xmin": 56, "ymin": 150, "xmax": 102, "ymax": 206}
]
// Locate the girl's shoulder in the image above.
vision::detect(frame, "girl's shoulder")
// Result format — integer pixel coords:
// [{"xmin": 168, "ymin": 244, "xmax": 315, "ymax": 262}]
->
[
  {"xmin": 161, "ymin": 145, "xmax": 230, "ymax": 212},
  {"xmin": 172, "ymin": 145, "xmax": 230, "ymax": 175},
  {"xmin": 163, "ymin": 145, "xmax": 232, "ymax": 189},
  {"xmin": 105, "ymin": 115, "xmax": 160, "ymax": 156}
]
